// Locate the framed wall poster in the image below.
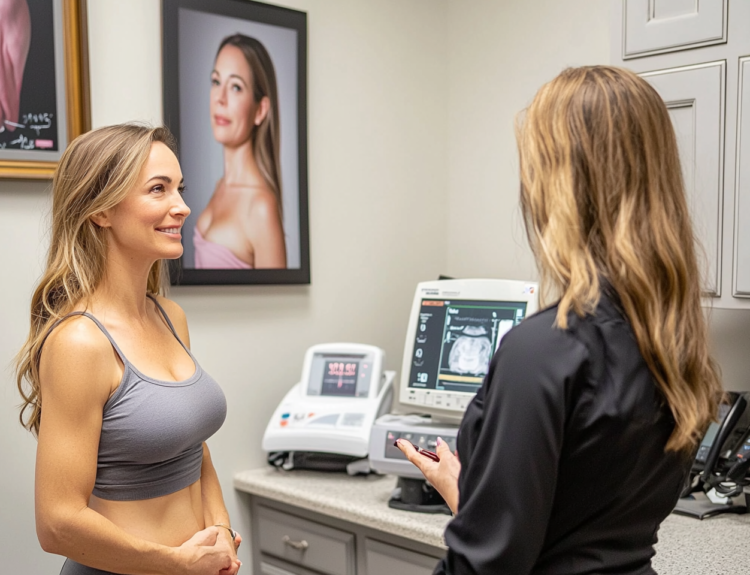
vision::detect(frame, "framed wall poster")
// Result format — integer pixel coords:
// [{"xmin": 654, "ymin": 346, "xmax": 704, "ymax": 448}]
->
[
  {"xmin": 0, "ymin": 0, "xmax": 89, "ymax": 179},
  {"xmin": 163, "ymin": 0, "xmax": 310, "ymax": 285}
]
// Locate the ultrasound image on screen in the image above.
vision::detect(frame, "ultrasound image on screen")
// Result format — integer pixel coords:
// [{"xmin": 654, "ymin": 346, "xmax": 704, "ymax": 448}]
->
[
  {"xmin": 408, "ymin": 299, "xmax": 525, "ymax": 393},
  {"xmin": 321, "ymin": 360, "xmax": 359, "ymax": 396},
  {"xmin": 439, "ymin": 306, "xmax": 504, "ymax": 383}
]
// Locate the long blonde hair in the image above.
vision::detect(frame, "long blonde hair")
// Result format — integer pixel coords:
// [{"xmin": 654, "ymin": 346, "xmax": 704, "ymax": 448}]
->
[
  {"xmin": 16, "ymin": 124, "xmax": 176, "ymax": 435},
  {"xmin": 517, "ymin": 66, "xmax": 721, "ymax": 453}
]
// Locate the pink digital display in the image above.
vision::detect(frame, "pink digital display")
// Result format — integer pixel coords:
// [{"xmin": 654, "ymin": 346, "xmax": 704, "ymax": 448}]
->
[{"xmin": 321, "ymin": 360, "xmax": 359, "ymax": 396}]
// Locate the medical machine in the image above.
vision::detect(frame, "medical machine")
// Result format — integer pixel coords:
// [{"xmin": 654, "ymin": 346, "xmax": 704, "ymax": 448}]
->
[
  {"xmin": 368, "ymin": 278, "xmax": 539, "ymax": 512},
  {"xmin": 263, "ymin": 343, "xmax": 395, "ymax": 474}
]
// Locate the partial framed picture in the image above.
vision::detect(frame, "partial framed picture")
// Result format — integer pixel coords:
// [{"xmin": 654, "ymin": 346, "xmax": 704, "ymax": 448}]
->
[
  {"xmin": 0, "ymin": 0, "xmax": 89, "ymax": 179},
  {"xmin": 163, "ymin": 0, "xmax": 310, "ymax": 285}
]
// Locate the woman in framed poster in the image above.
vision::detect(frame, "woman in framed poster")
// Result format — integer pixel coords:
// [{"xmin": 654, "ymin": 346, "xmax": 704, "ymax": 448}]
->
[
  {"xmin": 194, "ymin": 33, "xmax": 286, "ymax": 270},
  {"xmin": 0, "ymin": 0, "xmax": 88, "ymax": 179},
  {"xmin": 163, "ymin": 0, "xmax": 309, "ymax": 285}
]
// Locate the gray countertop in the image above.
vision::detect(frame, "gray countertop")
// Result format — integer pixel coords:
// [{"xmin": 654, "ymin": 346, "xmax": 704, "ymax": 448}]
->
[
  {"xmin": 234, "ymin": 467, "xmax": 448, "ymax": 547},
  {"xmin": 234, "ymin": 467, "xmax": 750, "ymax": 573}
]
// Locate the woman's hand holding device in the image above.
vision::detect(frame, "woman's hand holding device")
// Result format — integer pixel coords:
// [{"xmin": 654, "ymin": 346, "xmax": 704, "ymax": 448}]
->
[{"xmin": 395, "ymin": 437, "xmax": 461, "ymax": 514}]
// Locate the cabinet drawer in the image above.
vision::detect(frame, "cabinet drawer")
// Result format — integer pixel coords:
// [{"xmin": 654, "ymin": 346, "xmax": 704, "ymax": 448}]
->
[
  {"xmin": 257, "ymin": 505, "xmax": 355, "ymax": 575},
  {"xmin": 260, "ymin": 553, "xmax": 323, "ymax": 575},
  {"xmin": 365, "ymin": 538, "xmax": 439, "ymax": 575}
]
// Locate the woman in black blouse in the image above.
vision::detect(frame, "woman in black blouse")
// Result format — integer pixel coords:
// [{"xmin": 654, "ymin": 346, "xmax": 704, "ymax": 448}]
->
[{"xmin": 397, "ymin": 66, "xmax": 722, "ymax": 574}]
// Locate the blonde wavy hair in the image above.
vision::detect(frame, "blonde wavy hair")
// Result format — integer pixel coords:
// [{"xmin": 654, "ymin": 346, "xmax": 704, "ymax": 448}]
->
[
  {"xmin": 517, "ymin": 66, "xmax": 722, "ymax": 453},
  {"xmin": 16, "ymin": 124, "xmax": 176, "ymax": 435}
]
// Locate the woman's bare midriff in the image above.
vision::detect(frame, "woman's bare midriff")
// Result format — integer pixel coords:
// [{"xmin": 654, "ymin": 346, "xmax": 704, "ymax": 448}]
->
[{"xmin": 88, "ymin": 480, "xmax": 204, "ymax": 547}]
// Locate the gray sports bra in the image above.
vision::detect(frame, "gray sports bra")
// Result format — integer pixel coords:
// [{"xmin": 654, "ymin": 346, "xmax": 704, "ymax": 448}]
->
[{"xmin": 42, "ymin": 295, "xmax": 227, "ymax": 501}]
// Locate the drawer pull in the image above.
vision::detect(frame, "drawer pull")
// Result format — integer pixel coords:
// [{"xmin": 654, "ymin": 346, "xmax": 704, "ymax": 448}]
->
[{"xmin": 282, "ymin": 535, "xmax": 309, "ymax": 551}]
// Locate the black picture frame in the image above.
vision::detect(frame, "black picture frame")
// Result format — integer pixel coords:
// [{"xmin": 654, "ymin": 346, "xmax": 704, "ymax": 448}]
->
[{"xmin": 163, "ymin": 0, "xmax": 310, "ymax": 285}]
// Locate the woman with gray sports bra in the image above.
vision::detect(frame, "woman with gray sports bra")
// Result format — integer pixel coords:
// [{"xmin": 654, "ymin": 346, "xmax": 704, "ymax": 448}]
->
[{"xmin": 15, "ymin": 124, "xmax": 241, "ymax": 575}]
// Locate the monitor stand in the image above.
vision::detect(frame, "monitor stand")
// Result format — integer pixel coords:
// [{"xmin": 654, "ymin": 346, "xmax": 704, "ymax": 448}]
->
[{"xmin": 388, "ymin": 477, "xmax": 452, "ymax": 515}]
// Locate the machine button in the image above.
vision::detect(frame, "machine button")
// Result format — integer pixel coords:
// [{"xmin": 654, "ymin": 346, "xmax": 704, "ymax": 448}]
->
[
  {"xmin": 424, "ymin": 394, "xmax": 434, "ymax": 406},
  {"xmin": 281, "ymin": 413, "xmax": 290, "ymax": 419},
  {"xmin": 307, "ymin": 414, "xmax": 339, "ymax": 426},
  {"xmin": 341, "ymin": 413, "xmax": 365, "ymax": 427},
  {"xmin": 444, "ymin": 395, "xmax": 455, "ymax": 408}
]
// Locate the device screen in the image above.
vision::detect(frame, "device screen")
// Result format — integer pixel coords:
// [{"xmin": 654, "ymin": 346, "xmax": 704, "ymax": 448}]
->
[
  {"xmin": 407, "ymin": 298, "xmax": 527, "ymax": 394},
  {"xmin": 700, "ymin": 422, "xmax": 720, "ymax": 449},
  {"xmin": 695, "ymin": 403, "xmax": 731, "ymax": 463},
  {"xmin": 321, "ymin": 360, "xmax": 359, "ymax": 396},
  {"xmin": 306, "ymin": 353, "xmax": 373, "ymax": 398}
]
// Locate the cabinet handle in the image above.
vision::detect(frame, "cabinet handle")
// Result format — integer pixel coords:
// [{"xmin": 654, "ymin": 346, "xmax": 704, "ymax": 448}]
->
[{"xmin": 282, "ymin": 535, "xmax": 309, "ymax": 551}]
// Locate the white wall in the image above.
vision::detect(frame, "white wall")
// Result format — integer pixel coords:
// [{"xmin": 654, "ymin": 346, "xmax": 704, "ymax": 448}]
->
[
  {"xmin": 0, "ymin": 182, "xmax": 56, "ymax": 573},
  {"xmin": 443, "ymin": 0, "xmax": 611, "ymax": 281}
]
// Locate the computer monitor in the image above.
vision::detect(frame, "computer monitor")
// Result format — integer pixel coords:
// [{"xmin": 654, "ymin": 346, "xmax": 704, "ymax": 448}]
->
[{"xmin": 398, "ymin": 279, "xmax": 539, "ymax": 422}]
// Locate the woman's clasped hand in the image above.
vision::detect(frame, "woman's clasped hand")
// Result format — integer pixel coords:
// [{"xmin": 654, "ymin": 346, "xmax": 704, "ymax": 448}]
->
[{"xmin": 177, "ymin": 525, "xmax": 242, "ymax": 575}]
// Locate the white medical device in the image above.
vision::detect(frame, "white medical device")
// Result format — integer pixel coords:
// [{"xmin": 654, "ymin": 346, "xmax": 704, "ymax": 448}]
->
[
  {"xmin": 369, "ymin": 279, "xmax": 539, "ymax": 484},
  {"xmin": 263, "ymin": 343, "xmax": 395, "ymax": 470}
]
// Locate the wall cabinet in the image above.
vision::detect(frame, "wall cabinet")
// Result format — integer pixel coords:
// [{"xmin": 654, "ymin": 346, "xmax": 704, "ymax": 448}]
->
[
  {"xmin": 612, "ymin": 0, "xmax": 750, "ymax": 307},
  {"xmin": 640, "ymin": 61, "xmax": 726, "ymax": 295},
  {"xmin": 623, "ymin": 0, "xmax": 727, "ymax": 59},
  {"xmin": 734, "ymin": 58, "xmax": 750, "ymax": 295},
  {"xmin": 249, "ymin": 495, "xmax": 445, "ymax": 575}
]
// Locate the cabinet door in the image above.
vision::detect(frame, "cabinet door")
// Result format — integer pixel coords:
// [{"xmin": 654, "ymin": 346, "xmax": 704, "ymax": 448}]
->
[
  {"xmin": 641, "ymin": 61, "xmax": 726, "ymax": 295},
  {"xmin": 734, "ymin": 57, "xmax": 750, "ymax": 296},
  {"xmin": 365, "ymin": 538, "xmax": 439, "ymax": 575},
  {"xmin": 623, "ymin": 0, "xmax": 727, "ymax": 58}
]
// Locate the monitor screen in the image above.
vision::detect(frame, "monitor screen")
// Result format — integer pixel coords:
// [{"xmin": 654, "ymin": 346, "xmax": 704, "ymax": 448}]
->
[
  {"xmin": 321, "ymin": 359, "xmax": 360, "ymax": 396},
  {"xmin": 407, "ymin": 298, "xmax": 527, "ymax": 395},
  {"xmin": 306, "ymin": 353, "xmax": 374, "ymax": 398}
]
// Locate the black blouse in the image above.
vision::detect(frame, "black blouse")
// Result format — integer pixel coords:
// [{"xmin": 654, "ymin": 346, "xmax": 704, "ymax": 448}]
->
[{"xmin": 434, "ymin": 291, "xmax": 689, "ymax": 575}]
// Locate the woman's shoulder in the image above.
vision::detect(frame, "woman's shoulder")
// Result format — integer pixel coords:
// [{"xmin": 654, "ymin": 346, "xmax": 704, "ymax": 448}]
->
[
  {"xmin": 151, "ymin": 294, "xmax": 190, "ymax": 343},
  {"xmin": 506, "ymin": 304, "xmax": 568, "ymax": 347},
  {"xmin": 242, "ymin": 187, "xmax": 282, "ymax": 237},
  {"xmin": 38, "ymin": 314, "xmax": 117, "ymax": 401},
  {"xmin": 501, "ymin": 292, "xmax": 634, "ymax": 382},
  {"xmin": 512, "ymin": 291, "xmax": 626, "ymax": 341},
  {"xmin": 152, "ymin": 294, "xmax": 186, "ymax": 320},
  {"xmin": 497, "ymin": 303, "xmax": 592, "ymax": 381},
  {"xmin": 503, "ymin": 304, "xmax": 578, "ymax": 353},
  {"xmin": 246, "ymin": 185, "xmax": 280, "ymax": 215},
  {"xmin": 42, "ymin": 313, "xmax": 112, "ymax": 358}
]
